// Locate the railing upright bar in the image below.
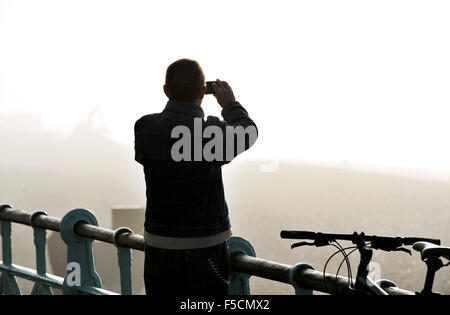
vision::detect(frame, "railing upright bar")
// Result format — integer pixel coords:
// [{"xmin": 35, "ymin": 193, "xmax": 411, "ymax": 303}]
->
[
  {"xmin": 0, "ymin": 213, "xmax": 22, "ymax": 295},
  {"xmin": 1, "ymin": 219, "xmax": 13, "ymax": 267},
  {"xmin": 30, "ymin": 211, "xmax": 53, "ymax": 295},
  {"xmin": 113, "ymin": 227, "xmax": 133, "ymax": 295},
  {"xmin": 30, "ymin": 211, "xmax": 48, "ymax": 276}
]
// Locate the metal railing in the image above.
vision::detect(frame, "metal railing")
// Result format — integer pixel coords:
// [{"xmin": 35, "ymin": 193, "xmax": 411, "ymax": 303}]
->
[{"xmin": 0, "ymin": 204, "xmax": 414, "ymax": 295}]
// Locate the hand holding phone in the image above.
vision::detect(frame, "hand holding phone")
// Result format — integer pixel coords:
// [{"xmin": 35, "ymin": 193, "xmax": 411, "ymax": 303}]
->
[{"xmin": 208, "ymin": 79, "xmax": 235, "ymax": 108}]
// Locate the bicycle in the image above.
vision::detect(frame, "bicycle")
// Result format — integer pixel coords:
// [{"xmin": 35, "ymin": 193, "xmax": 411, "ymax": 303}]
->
[{"xmin": 280, "ymin": 230, "xmax": 449, "ymax": 295}]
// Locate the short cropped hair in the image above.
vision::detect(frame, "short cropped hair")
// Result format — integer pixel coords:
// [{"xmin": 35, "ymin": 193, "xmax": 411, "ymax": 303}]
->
[{"xmin": 165, "ymin": 59, "xmax": 205, "ymax": 102}]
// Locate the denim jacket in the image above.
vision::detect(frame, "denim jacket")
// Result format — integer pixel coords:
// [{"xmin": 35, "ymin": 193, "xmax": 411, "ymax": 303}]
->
[{"xmin": 134, "ymin": 100, "xmax": 257, "ymax": 239}]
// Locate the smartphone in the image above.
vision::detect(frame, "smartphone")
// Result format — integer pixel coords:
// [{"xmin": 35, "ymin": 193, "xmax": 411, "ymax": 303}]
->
[{"xmin": 205, "ymin": 81, "xmax": 216, "ymax": 94}]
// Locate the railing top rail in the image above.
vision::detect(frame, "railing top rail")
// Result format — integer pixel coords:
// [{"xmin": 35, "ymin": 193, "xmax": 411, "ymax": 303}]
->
[{"xmin": 0, "ymin": 205, "xmax": 145, "ymax": 251}]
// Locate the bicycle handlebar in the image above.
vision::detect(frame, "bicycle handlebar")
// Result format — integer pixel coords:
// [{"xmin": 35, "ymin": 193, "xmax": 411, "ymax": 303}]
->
[
  {"xmin": 280, "ymin": 230, "xmax": 441, "ymax": 250},
  {"xmin": 281, "ymin": 231, "xmax": 320, "ymax": 240},
  {"xmin": 281, "ymin": 230, "xmax": 443, "ymax": 295}
]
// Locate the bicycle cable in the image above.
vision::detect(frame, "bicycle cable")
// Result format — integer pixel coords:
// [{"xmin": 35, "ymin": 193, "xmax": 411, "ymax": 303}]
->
[
  {"xmin": 323, "ymin": 244, "xmax": 354, "ymax": 288},
  {"xmin": 335, "ymin": 241, "xmax": 372, "ymax": 288},
  {"xmin": 334, "ymin": 240, "xmax": 353, "ymax": 286},
  {"xmin": 335, "ymin": 247, "xmax": 358, "ymax": 288}
]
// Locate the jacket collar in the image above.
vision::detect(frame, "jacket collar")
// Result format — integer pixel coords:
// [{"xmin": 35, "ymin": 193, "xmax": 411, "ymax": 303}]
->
[{"xmin": 164, "ymin": 100, "xmax": 204, "ymax": 119}]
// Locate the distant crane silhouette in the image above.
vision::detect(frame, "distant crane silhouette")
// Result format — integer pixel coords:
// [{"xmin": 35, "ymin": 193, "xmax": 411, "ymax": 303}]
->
[
  {"xmin": 87, "ymin": 103, "xmax": 107, "ymax": 132},
  {"xmin": 74, "ymin": 103, "xmax": 108, "ymax": 135}
]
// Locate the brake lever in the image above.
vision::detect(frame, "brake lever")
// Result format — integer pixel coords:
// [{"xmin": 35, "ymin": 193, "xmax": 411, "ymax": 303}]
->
[
  {"xmin": 370, "ymin": 243, "xmax": 412, "ymax": 255},
  {"xmin": 291, "ymin": 241, "xmax": 315, "ymax": 249},
  {"xmin": 393, "ymin": 247, "xmax": 412, "ymax": 255},
  {"xmin": 291, "ymin": 238, "xmax": 332, "ymax": 249}
]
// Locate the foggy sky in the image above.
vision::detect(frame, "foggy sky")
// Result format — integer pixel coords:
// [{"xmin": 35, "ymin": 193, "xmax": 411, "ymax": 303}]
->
[{"xmin": 1, "ymin": 0, "xmax": 450, "ymax": 173}]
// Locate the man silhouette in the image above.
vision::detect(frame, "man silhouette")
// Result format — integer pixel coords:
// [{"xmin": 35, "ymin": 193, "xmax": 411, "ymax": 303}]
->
[{"xmin": 134, "ymin": 59, "xmax": 257, "ymax": 295}]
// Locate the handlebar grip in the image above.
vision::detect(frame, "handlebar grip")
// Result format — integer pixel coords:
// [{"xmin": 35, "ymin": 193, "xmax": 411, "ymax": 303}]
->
[
  {"xmin": 280, "ymin": 230, "xmax": 317, "ymax": 240},
  {"xmin": 404, "ymin": 237, "xmax": 441, "ymax": 246}
]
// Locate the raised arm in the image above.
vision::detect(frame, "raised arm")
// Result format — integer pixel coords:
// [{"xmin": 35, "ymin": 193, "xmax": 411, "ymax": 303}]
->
[{"xmin": 202, "ymin": 79, "xmax": 258, "ymax": 165}]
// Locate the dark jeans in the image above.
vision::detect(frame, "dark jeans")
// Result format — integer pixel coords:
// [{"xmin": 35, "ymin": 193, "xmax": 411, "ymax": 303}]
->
[{"xmin": 144, "ymin": 242, "xmax": 230, "ymax": 296}]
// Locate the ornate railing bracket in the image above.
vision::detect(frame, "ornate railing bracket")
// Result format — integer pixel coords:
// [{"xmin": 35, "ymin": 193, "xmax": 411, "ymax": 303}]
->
[
  {"xmin": 227, "ymin": 236, "xmax": 256, "ymax": 295},
  {"xmin": 60, "ymin": 208, "xmax": 101, "ymax": 295}
]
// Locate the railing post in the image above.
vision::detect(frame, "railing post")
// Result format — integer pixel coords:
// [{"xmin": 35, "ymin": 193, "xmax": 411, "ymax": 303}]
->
[
  {"xmin": 113, "ymin": 227, "xmax": 133, "ymax": 295},
  {"xmin": 29, "ymin": 210, "xmax": 53, "ymax": 295},
  {"xmin": 60, "ymin": 208, "xmax": 102, "ymax": 295},
  {"xmin": 289, "ymin": 263, "xmax": 314, "ymax": 295},
  {"xmin": 227, "ymin": 236, "xmax": 256, "ymax": 295},
  {"xmin": 0, "ymin": 205, "xmax": 21, "ymax": 295}
]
